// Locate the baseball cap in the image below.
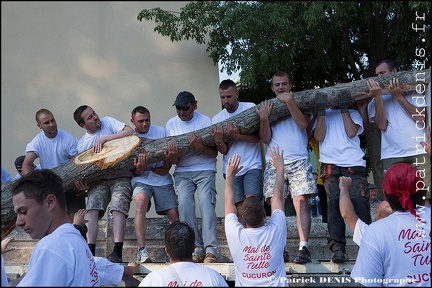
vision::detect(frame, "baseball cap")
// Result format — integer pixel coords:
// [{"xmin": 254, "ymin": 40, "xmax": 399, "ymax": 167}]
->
[
  {"xmin": 368, "ymin": 183, "xmax": 377, "ymax": 190},
  {"xmin": 14, "ymin": 155, "xmax": 25, "ymax": 170},
  {"xmin": 173, "ymin": 91, "xmax": 195, "ymax": 107}
]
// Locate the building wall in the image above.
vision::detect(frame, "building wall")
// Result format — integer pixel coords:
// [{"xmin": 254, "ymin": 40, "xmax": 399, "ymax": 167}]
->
[{"xmin": 1, "ymin": 2, "xmax": 227, "ymax": 217}]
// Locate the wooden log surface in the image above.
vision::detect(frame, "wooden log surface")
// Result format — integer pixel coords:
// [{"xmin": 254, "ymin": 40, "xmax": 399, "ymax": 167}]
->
[{"xmin": 2, "ymin": 69, "xmax": 430, "ymax": 235}]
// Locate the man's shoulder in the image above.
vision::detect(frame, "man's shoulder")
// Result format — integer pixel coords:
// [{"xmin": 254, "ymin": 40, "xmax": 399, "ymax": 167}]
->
[
  {"xmin": 101, "ymin": 115, "xmax": 121, "ymax": 123},
  {"xmin": 272, "ymin": 209, "xmax": 286, "ymax": 216},
  {"xmin": 30, "ymin": 131, "xmax": 45, "ymax": 141},
  {"xmin": 212, "ymin": 109, "xmax": 227, "ymax": 119},
  {"xmin": 57, "ymin": 129, "xmax": 77, "ymax": 139},
  {"xmin": 57, "ymin": 128, "xmax": 72, "ymax": 134},
  {"xmin": 194, "ymin": 111, "xmax": 211, "ymax": 119},
  {"xmin": 270, "ymin": 209, "xmax": 287, "ymax": 222},
  {"xmin": 239, "ymin": 101, "xmax": 256, "ymax": 109},
  {"xmin": 150, "ymin": 125, "xmax": 166, "ymax": 133},
  {"xmin": 101, "ymin": 115, "xmax": 113, "ymax": 120},
  {"xmin": 166, "ymin": 116, "xmax": 178, "ymax": 124}
]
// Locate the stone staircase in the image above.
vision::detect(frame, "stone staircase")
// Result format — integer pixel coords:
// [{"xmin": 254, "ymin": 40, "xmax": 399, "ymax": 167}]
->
[
  {"xmin": 3, "ymin": 215, "xmax": 360, "ymax": 286},
  {"xmin": 3, "ymin": 216, "xmax": 358, "ymax": 264}
]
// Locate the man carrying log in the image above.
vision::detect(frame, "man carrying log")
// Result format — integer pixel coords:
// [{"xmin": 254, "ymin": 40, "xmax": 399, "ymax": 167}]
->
[
  {"xmin": 130, "ymin": 105, "xmax": 179, "ymax": 263},
  {"xmin": 20, "ymin": 108, "xmax": 86, "ymax": 222},
  {"xmin": 73, "ymin": 105, "xmax": 136, "ymax": 263},
  {"xmin": 365, "ymin": 59, "xmax": 430, "ymax": 205},
  {"xmin": 211, "ymin": 79, "xmax": 263, "ymax": 227},
  {"xmin": 166, "ymin": 91, "xmax": 221, "ymax": 264},
  {"xmin": 256, "ymin": 71, "xmax": 317, "ymax": 264},
  {"xmin": 2, "ymin": 69, "xmax": 430, "ymax": 237},
  {"xmin": 312, "ymin": 90, "xmax": 371, "ymax": 263}
]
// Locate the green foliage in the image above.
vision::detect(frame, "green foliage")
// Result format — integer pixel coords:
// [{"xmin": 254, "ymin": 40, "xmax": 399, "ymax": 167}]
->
[
  {"xmin": 137, "ymin": 1, "xmax": 430, "ymax": 91},
  {"xmin": 137, "ymin": 1, "xmax": 429, "ymax": 178}
]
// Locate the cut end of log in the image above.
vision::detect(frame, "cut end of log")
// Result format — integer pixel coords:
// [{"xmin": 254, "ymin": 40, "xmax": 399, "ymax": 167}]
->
[{"xmin": 73, "ymin": 135, "xmax": 141, "ymax": 170}]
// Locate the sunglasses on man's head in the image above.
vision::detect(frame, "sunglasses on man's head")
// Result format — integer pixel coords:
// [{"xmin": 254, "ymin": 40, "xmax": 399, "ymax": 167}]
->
[{"xmin": 176, "ymin": 105, "xmax": 192, "ymax": 111}]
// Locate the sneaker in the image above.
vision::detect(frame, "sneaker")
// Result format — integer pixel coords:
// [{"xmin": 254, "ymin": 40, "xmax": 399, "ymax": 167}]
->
[
  {"xmin": 192, "ymin": 254, "xmax": 204, "ymax": 263},
  {"xmin": 292, "ymin": 246, "xmax": 311, "ymax": 264},
  {"xmin": 203, "ymin": 253, "xmax": 218, "ymax": 263},
  {"xmin": 107, "ymin": 251, "xmax": 122, "ymax": 263},
  {"xmin": 137, "ymin": 247, "xmax": 152, "ymax": 263},
  {"xmin": 331, "ymin": 250, "xmax": 349, "ymax": 263}
]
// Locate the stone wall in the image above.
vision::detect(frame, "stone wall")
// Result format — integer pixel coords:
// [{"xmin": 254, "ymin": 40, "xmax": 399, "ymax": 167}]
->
[{"xmin": 3, "ymin": 216, "xmax": 358, "ymax": 265}]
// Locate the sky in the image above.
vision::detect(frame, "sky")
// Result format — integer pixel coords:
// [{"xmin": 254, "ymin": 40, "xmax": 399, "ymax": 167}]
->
[{"xmin": 218, "ymin": 63, "xmax": 241, "ymax": 82}]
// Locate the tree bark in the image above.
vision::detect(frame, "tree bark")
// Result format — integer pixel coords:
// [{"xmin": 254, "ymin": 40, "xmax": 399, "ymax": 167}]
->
[
  {"xmin": 2, "ymin": 69, "xmax": 430, "ymax": 235},
  {"xmin": 365, "ymin": 123, "xmax": 385, "ymax": 200}
]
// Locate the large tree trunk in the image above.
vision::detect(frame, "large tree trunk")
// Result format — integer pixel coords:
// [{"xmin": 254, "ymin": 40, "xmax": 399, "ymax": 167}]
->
[
  {"xmin": 365, "ymin": 123, "xmax": 385, "ymax": 200},
  {"xmin": 2, "ymin": 69, "xmax": 430, "ymax": 236}
]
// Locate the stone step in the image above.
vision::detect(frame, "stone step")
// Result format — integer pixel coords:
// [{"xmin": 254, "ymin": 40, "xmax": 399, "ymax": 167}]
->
[
  {"xmin": 4, "ymin": 215, "xmax": 360, "ymax": 287},
  {"xmin": 2, "ymin": 216, "xmax": 358, "ymax": 265},
  {"xmin": 5, "ymin": 261, "xmax": 360, "ymax": 287}
]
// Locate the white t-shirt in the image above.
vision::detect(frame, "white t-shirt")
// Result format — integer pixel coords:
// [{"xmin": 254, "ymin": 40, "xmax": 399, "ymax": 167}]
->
[
  {"xmin": 94, "ymin": 257, "xmax": 124, "ymax": 287},
  {"xmin": 225, "ymin": 210, "xmax": 289, "ymax": 287},
  {"xmin": 351, "ymin": 206, "xmax": 431, "ymax": 287},
  {"xmin": 17, "ymin": 223, "xmax": 99, "ymax": 286},
  {"xmin": 313, "ymin": 108, "xmax": 365, "ymax": 167},
  {"xmin": 166, "ymin": 112, "xmax": 216, "ymax": 173},
  {"xmin": 368, "ymin": 93, "xmax": 427, "ymax": 160},
  {"xmin": 266, "ymin": 115, "xmax": 310, "ymax": 164},
  {"xmin": 77, "ymin": 116, "xmax": 126, "ymax": 153},
  {"xmin": 138, "ymin": 261, "xmax": 228, "ymax": 287},
  {"xmin": 25, "ymin": 129, "xmax": 78, "ymax": 169},
  {"xmin": 131, "ymin": 125, "xmax": 173, "ymax": 187},
  {"xmin": 353, "ymin": 219, "xmax": 368, "ymax": 246},
  {"xmin": 212, "ymin": 102, "xmax": 262, "ymax": 175}
]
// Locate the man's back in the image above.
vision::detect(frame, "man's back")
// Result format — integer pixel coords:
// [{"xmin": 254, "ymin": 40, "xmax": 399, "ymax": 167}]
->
[
  {"xmin": 139, "ymin": 221, "xmax": 228, "ymax": 287},
  {"xmin": 351, "ymin": 206, "xmax": 431, "ymax": 286},
  {"xmin": 138, "ymin": 261, "xmax": 228, "ymax": 286},
  {"xmin": 225, "ymin": 210, "xmax": 288, "ymax": 286}
]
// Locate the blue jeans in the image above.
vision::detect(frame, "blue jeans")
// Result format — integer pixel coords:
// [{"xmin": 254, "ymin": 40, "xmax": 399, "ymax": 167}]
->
[
  {"xmin": 173, "ymin": 170, "xmax": 220, "ymax": 258},
  {"xmin": 310, "ymin": 195, "xmax": 321, "ymax": 217}
]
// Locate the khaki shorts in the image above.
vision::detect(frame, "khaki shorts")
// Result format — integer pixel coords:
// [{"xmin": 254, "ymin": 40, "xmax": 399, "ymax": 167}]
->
[
  {"xmin": 263, "ymin": 158, "xmax": 317, "ymax": 200},
  {"xmin": 86, "ymin": 177, "xmax": 132, "ymax": 219},
  {"xmin": 132, "ymin": 183, "xmax": 178, "ymax": 215}
]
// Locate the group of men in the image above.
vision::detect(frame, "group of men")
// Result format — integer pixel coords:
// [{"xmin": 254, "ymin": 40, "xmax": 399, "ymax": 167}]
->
[
  {"xmin": 2, "ymin": 58, "xmax": 430, "ymax": 286},
  {"xmin": 3, "ymin": 73, "xmax": 318, "ymax": 266}
]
